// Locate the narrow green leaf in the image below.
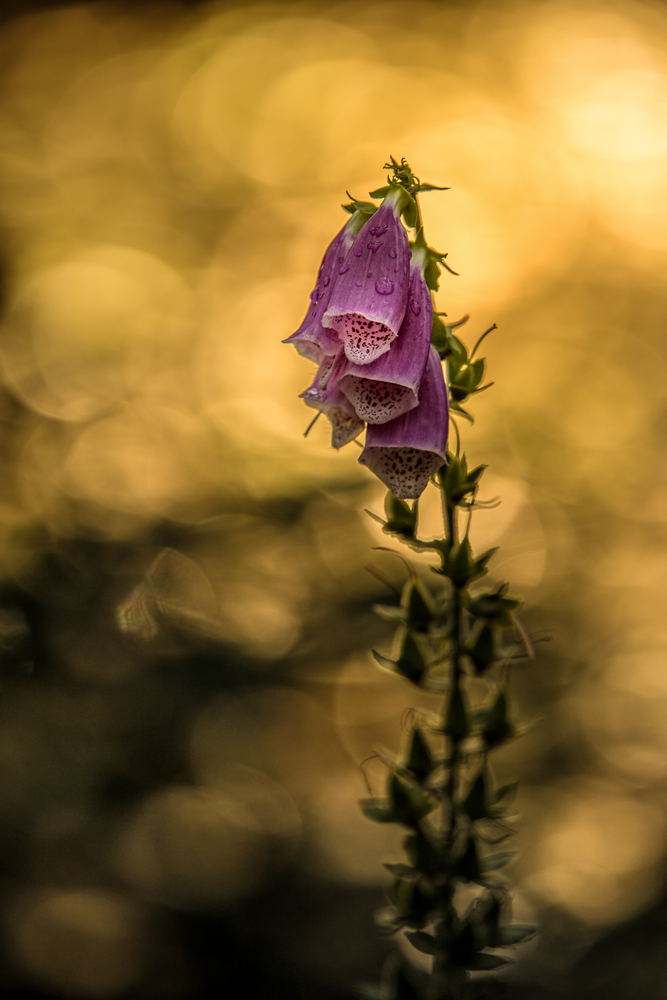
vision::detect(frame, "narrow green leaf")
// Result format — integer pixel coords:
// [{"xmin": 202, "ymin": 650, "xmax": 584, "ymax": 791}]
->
[
  {"xmin": 404, "ymin": 930, "xmax": 437, "ymax": 955},
  {"xmin": 495, "ymin": 924, "xmax": 537, "ymax": 946},
  {"xmin": 359, "ymin": 798, "xmax": 394, "ymax": 823},
  {"xmin": 383, "ymin": 862, "xmax": 416, "ymax": 877},
  {"xmin": 480, "ymin": 850, "xmax": 517, "ymax": 872},
  {"xmin": 466, "ymin": 953, "xmax": 513, "ymax": 971},
  {"xmin": 417, "ymin": 182, "xmax": 450, "ymax": 192}
]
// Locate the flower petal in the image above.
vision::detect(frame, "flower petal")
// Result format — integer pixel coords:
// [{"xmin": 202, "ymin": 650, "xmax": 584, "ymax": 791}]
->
[
  {"xmin": 283, "ymin": 212, "xmax": 365, "ymax": 362},
  {"xmin": 358, "ymin": 347, "xmax": 448, "ymax": 498},
  {"xmin": 337, "ymin": 251, "xmax": 432, "ymax": 424},
  {"xmin": 300, "ymin": 351, "xmax": 364, "ymax": 449},
  {"xmin": 322, "ymin": 188, "xmax": 410, "ymax": 365}
]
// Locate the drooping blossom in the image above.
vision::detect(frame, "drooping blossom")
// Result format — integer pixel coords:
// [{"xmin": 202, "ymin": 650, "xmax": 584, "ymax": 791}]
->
[
  {"xmin": 336, "ymin": 248, "xmax": 431, "ymax": 425},
  {"xmin": 358, "ymin": 346, "xmax": 448, "ymax": 499},
  {"xmin": 283, "ymin": 210, "xmax": 366, "ymax": 363},
  {"xmin": 322, "ymin": 186, "xmax": 410, "ymax": 365},
  {"xmin": 300, "ymin": 351, "xmax": 364, "ymax": 449}
]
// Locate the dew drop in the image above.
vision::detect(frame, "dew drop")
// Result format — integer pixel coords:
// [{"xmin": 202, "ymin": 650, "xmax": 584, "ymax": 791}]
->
[
  {"xmin": 310, "ymin": 289, "xmax": 318, "ymax": 304},
  {"xmin": 370, "ymin": 225, "xmax": 388, "ymax": 237},
  {"xmin": 367, "ymin": 239, "xmax": 381, "ymax": 254},
  {"xmin": 389, "ymin": 250, "xmax": 397, "ymax": 259},
  {"xmin": 355, "ymin": 250, "xmax": 363, "ymax": 257},
  {"xmin": 355, "ymin": 281, "xmax": 363, "ymax": 287},
  {"xmin": 410, "ymin": 299, "xmax": 421, "ymax": 315},
  {"xmin": 375, "ymin": 278, "xmax": 394, "ymax": 296},
  {"xmin": 339, "ymin": 264, "xmax": 350, "ymax": 274},
  {"xmin": 323, "ymin": 276, "xmax": 330, "ymax": 287}
]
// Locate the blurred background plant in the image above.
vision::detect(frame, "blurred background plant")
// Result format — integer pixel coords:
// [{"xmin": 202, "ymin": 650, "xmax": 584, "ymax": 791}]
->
[{"xmin": 0, "ymin": 0, "xmax": 665, "ymax": 998}]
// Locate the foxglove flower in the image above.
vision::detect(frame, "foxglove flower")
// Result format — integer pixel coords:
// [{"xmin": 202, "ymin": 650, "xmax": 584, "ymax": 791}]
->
[
  {"xmin": 337, "ymin": 248, "xmax": 431, "ymax": 425},
  {"xmin": 322, "ymin": 187, "xmax": 410, "ymax": 365},
  {"xmin": 283, "ymin": 211, "xmax": 366, "ymax": 363},
  {"xmin": 358, "ymin": 347, "xmax": 448, "ymax": 499},
  {"xmin": 300, "ymin": 351, "xmax": 364, "ymax": 450}
]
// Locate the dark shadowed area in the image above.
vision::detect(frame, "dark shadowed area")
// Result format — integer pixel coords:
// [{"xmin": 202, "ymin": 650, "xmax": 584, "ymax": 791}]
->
[{"xmin": 0, "ymin": 0, "xmax": 665, "ymax": 997}]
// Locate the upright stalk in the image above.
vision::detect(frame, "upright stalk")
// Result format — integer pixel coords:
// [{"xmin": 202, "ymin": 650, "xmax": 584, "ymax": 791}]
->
[{"xmin": 285, "ymin": 157, "xmax": 537, "ymax": 1000}]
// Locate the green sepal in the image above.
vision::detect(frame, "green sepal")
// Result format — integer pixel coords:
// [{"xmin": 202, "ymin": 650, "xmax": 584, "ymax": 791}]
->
[
  {"xmin": 482, "ymin": 689, "xmax": 515, "ymax": 749},
  {"xmin": 468, "ymin": 585, "xmax": 521, "ymax": 628},
  {"xmin": 438, "ymin": 452, "xmax": 486, "ymax": 505},
  {"xmin": 390, "ymin": 773, "xmax": 437, "ymax": 824},
  {"xmin": 480, "ymin": 850, "xmax": 516, "ymax": 873},
  {"xmin": 360, "ymin": 773, "xmax": 435, "ymax": 826},
  {"xmin": 449, "ymin": 358, "xmax": 486, "ymax": 402},
  {"xmin": 405, "ymin": 726, "xmax": 434, "ymax": 782},
  {"xmin": 467, "ymin": 622, "xmax": 497, "ymax": 674},
  {"xmin": 342, "ymin": 194, "xmax": 379, "ymax": 216},
  {"xmin": 445, "ymin": 538, "xmax": 496, "ymax": 587},
  {"xmin": 449, "ymin": 400, "xmax": 474, "ymax": 422},
  {"xmin": 402, "ymin": 581, "xmax": 433, "ymax": 632},
  {"xmin": 466, "ymin": 953, "xmax": 513, "ymax": 971},
  {"xmin": 443, "ymin": 683, "xmax": 469, "ymax": 740},
  {"xmin": 369, "ymin": 185, "xmax": 391, "ymax": 198},
  {"xmin": 495, "ymin": 924, "xmax": 537, "ymax": 946},
  {"xmin": 403, "ymin": 826, "xmax": 441, "ymax": 876},
  {"xmin": 372, "ymin": 630, "xmax": 427, "ymax": 686},
  {"xmin": 404, "ymin": 931, "xmax": 437, "ymax": 955},
  {"xmin": 384, "ymin": 493, "xmax": 418, "ymax": 537},
  {"xmin": 424, "ymin": 254, "xmax": 441, "ymax": 292},
  {"xmin": 455, "ymin": 836, "xmax": 481, "ymax": 882},
  {"xmin": 463, "ymin": 771, "xmax": 488, "ymax": 821},
  {"xmin": 400, "ymin": 190, "xmax": 418, "ymax": 229},
  {"xmin": 431, "ymin": 313, "xmax": 468, "ymax": 360}
]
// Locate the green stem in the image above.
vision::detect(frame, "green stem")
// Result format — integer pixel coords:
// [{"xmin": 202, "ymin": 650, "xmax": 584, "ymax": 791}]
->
[{"xmin": 430, "ymin": 497, "xmax": 465, "ymax": 1000}]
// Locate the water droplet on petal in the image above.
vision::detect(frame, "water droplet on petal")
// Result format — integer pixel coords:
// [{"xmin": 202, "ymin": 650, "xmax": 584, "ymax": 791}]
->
[
  {"xmin": 355, "ymin": 250, "xmax": 363, "ymax": 257},
  {"xmin": 323, "ymin": 276, "xmax": 330, "ymax": 287},
  {"xmin": 410, "ymin": 300, "xmax": 421, "ymax": 315},
  {"xmin": 376, "ymin": 278, "xmax": 394, "ymax": 296},
  {"xmin": 310, "ymin": 289, "xmax": 318, "ymax": 304},
  {"xmin": 367, "ymin": 239, "xmax": 381, "ymax": 254},
  {"xmin": 389, "ymin": 250, "xmax": 397, "ymax": 259},
  {"xmin": 339, "ymin": 264, "xmax": 350, "ymax": 274},
  {"xmin": 355, "ymin": 281, "xmax": 362, "ymax": 287},
  {"xmin": 370, "ymin": 225, "xmax": 388, "ymax": 237}
]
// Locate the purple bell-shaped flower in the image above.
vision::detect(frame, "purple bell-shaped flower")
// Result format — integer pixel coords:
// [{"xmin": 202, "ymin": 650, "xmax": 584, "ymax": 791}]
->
[
  {"xmin": 322, "ymin": 187, "xmax": 411, "ymax": 365},
  {"xmin": 358, "ymin": 346, "xmax": 449, "ymax": 499},
  {"xmin": 283, "ymin": 211, "xmax": 366, "ymax": 363},
  {"xmin": 299, "ymin": 351, "xmax": 364, "ymax": 450},
  {"xmin": 336, "ymin": 248, "xmax": 431, "ymax": 425}
]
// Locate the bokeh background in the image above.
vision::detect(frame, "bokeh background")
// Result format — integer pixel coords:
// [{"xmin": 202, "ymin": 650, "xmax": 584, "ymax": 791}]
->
[{"xmin": 0, "ymin": 0, "xmax": 665, "ymax": 996}]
